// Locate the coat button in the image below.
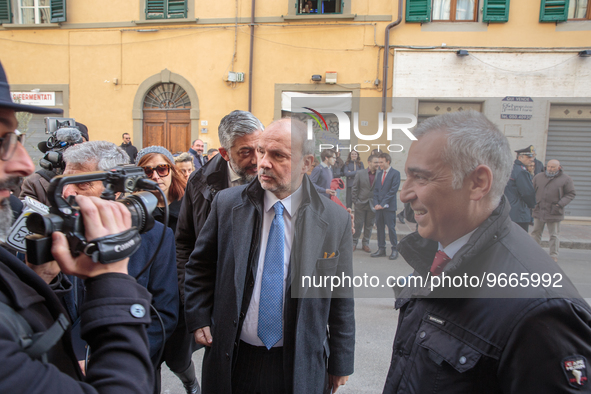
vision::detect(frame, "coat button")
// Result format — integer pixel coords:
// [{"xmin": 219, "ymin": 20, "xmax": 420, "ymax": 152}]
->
[
  {"xmin": 419, "ymin": 331, "xmax": 426, "ymax": 339},
  {"xmin": 234, "ymin": 342, "xmax": 238, "ymax": 348},
  {"xmin": 398, "ymin": 350, "xmax": 403, "ymax": 356},
  {"xmin": 459, "ymin": 356, "xmax": 467, "ymax": 365},
  {"xmin": 240, "ymin": 312, "xmax": 245, "ymax": 319},
  {"xmin": 130, "ymin": 304, "xmax": 146, "ymax": 318},
  {"xmin": 226, "ymin": 353, "xmax": 230, "ymax": 360},
  {"xmin": 249, "ymin": 280, "xmax": 254, "ymax": 287},
  {"xmin": 233, "ymin": 320, "xmax": 237, "ymax": 327}
]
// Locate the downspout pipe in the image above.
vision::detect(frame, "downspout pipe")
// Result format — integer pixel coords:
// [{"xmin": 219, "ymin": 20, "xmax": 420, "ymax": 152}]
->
[
  {"xmin": 248, "ymin": 0, "xmax": 256, "ymax": 112},
  {"xmin": 382, "ymin": 0, "xmax": 403, "ymax": 114}
]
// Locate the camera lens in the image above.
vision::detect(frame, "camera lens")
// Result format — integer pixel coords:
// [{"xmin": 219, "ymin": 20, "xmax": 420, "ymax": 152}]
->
[{"xmin": 119, "ymin": 191, "xmax": 158, "ymax": 234}]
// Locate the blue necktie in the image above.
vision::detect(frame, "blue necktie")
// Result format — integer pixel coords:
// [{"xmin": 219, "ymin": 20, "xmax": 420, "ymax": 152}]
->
[{"xmin": 258, "ymin": 201, "xmax": 285, "ymax": 349}]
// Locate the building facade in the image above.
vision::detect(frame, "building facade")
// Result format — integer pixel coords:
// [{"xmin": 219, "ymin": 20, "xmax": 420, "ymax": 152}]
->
[{"xmin": 1, "ymin": 0, "xmax": 589, "ymax": 217}]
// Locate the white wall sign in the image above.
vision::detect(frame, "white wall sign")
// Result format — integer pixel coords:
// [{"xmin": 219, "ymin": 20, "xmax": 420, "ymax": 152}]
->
[
  {"xmin": 501, "ymin": 97, "xmax": 533, "ymax": 120},
  {"xmin": 11, "ymin": 92, "xmax": 56, "ymax": 106}
]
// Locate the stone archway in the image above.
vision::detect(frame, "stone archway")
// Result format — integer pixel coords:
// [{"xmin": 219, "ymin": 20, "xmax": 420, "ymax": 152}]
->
[{"xmin": 132, "ymin": 69, "xmax": 200, "ymax": 149}]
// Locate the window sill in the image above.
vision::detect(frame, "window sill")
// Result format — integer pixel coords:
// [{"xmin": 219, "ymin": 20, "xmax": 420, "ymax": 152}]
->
[
  {"xmin": 283, "ymin": 13, "xmax": 356, "ymax": 21},
  {"xmin": 556, "ymin": 20, "xmax": 591, "ymax": 31},
  {"xmin": 420, "ymin": 21, "xmax": 487, "ymax": 32},
  {"xmin": 134, "ymin": 18, "xmax": 198, "ymax": 25},
  {"xmin": 1, "ymin": 23, "xmax": 60, "ymax": 29}
]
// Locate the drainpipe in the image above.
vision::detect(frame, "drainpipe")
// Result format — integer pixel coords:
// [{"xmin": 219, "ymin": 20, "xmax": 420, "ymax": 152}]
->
[
  {"xmin": 248, "ymin": 0, "xmax": 256, "ymax": 112},
  {"xmin": 381, "ymin": 0, "xmax": 403, "ymax": 114}
]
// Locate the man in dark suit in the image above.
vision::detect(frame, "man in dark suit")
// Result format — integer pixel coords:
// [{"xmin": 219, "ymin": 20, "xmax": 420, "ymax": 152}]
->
[
  {"xmin": 189, "ymin": 139, "xmax": 207, "ymax": 170},
  {"xmin": 184, "ymin": 118, "xmax": 355, "ymax": 394},
  {"xmin": 351, "ymin": 154, "xmax": 379, "ymax": 253},
  {"xmin": 371, "ymin": 152, "xmax": 401, "ymax": 260}
]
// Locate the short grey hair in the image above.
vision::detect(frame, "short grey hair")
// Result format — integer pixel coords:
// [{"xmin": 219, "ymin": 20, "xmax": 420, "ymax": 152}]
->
[
  {"xmin": 414, "ymin": 110, "xmax": 513, "ymax": 209},
  {"xmin": 174, "ymin": 152, "xmax": 193, "ymax": 164},
  {"xmin": 218, "ymin": 110, "xmax": 264, "ymax": 151},
  {"xmin": 63, "ymin": 141, "xmax": 129, "ymax": 170}
]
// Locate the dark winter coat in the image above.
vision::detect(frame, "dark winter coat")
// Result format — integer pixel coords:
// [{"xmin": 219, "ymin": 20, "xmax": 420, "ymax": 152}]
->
[
  {"xmin": 504, "ymin": 159, "xmax": 536, "ymax": 223},
  {"xmin": 120, "ymin": 142, "xmax": 138, "ymax": 164},
  {"xmin": 0, "ymin": 246, "xmax": 154, "ymax": 393},
  {"xmin": 62, "ymin": 221, "xmax": 178, "ymax": 366},
  {"xmin": 184, "ymin": 176, "xmax": 355, "ymax": 394},
  {"xmin": 382, "ymin": 197, "xmax": 591, "ymax": 393},
  {"xmin": 532, "ymin": 169, "xmax": 576, "ymax": 222},
  {"xmin": 175, "ymin": 154, "xmax": 230, "ymax": 303}
]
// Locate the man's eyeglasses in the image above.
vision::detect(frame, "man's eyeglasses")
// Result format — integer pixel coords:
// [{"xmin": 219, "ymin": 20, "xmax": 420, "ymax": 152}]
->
[
  {"xmin": 0, "ymin": 132, "xmax": 26, "ymax": 161},
  {"xmin": 142, "ymin": 164, "xmax": 171, "ymax": 178}
]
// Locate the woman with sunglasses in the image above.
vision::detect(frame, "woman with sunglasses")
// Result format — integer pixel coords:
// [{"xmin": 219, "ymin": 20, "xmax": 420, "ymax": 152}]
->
[
  {"xmin": 136, "ymin": 146, "xmax": 200, "ymax": 394},
  {"xmin": 136, "ymin": 146, "xmax": 187, "ymax": 233}
]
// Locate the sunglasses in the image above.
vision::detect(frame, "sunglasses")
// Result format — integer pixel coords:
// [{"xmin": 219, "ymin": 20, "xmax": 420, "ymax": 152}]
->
[
  {"xmin": 142, "ymin": 164, "xmax": 170, "ymax": 177},
  {"xmin": 0, "ymin": 132, "xmax": 26, "ymax": 161}
]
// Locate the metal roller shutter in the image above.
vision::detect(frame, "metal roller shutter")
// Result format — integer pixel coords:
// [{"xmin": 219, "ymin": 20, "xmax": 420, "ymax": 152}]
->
[{"xmin": 546, "ymin": 120, "xmax": 591, "ymax": 218}]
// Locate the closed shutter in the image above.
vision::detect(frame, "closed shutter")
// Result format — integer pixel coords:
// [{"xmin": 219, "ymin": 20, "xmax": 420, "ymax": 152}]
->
[
  {"xmin": 146, "ymin": 0, "xmax": 186, "ymax": 19},
  {"xmin": 483, "ymin": 0, "xmax": 510, "ymax": 22},
  {"xmin": 539, "ymin": 0, "xmax": 569, "ymax": 22},
  {"xmin": 406, "ymin": 0, "xmax": 431, "ymax": 22},
  {"xmin": 546, "ymin": 119, "xmax": 591, "ymax": 217},
  {"xmin": 50, "ymin": 0, "xmax": 67, "ymax": 22},
  {"xmin": 0, "ymin": 0, "xmax": 12, "ymax": 24},
  {"xmin": 167, "ymin": 0, "xmax": 187, "ymax": 18}
]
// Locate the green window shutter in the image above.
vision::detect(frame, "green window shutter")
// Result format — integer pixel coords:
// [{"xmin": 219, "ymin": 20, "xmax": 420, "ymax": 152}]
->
[
  {"xmin": 50, "ymin": 0, "xmax": 67, "ymax": 23},
  {"xmin": 146, "ymin": 0, "xmax": 166, "ymax": 19},
  {"xmin": 0, "ymin": 0, "xmax": 12, "ymax": 24},
  {"xmin": 483, "ymin": 0, "xmax": 510, "ymax": 22},
  {"xmin": 167, "ymin": 0, "xmax": 187, "ymax": 18},
  {"xmin": 539, "ymin": 0, "xmax": 568, "ymax": 22},
  {"xmin": 406, "ymin": 0, "xmax": 431, "ymax": 23}
]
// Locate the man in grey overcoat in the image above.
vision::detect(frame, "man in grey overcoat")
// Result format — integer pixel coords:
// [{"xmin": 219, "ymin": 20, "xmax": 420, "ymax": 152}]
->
[{"xmin": 184, "ymin": 118, "xmax": 355, "ymax": 394}]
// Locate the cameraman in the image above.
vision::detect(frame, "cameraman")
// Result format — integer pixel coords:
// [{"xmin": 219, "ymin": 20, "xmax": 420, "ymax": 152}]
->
[
  {"xmin": 20, "ymin": 123, "xmax": 88, "ymax": 205},
  {"xmin": 59, "ymin": 141, "xmax": 178, "ymax": 369},
  {"xmin": 0, "ymin": 61, "xmax": 154, "ymax": 392}
]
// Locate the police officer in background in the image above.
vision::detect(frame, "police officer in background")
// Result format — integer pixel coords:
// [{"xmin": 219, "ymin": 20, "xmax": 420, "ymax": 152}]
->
[
  {"xmin": 0, "ymin": 61, "xmax": 154, "ymax": 392},
  {"xmin": 504, "ymin": 145, "xmax": 536, "ymax": 232}
]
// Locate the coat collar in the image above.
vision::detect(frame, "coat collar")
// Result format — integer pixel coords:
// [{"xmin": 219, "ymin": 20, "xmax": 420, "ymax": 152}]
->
[{"xmin": 397, "ymin": 196, "xmax": 512, "ymax": 299}]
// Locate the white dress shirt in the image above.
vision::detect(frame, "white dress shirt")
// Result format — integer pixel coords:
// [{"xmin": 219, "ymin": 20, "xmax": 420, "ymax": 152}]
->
[
  {"xmin": 228, "ymin": 162, "xmax": 244, "ymax": 187},
  {"xmin": 438, "ymin": 228, "xmax": 478, "ymax": 259},
  {"xmin": 240, "ymin": 185, "xmax": 303, "ymax": 347}
]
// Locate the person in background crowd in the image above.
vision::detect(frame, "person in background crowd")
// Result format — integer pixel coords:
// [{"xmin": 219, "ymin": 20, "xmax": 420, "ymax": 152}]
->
[
  {"xmin": 504, "ymin": 145, "xmax": 536, "ymax": 232},
  {"xmin": 20, "ymin": 122, "xmax": 88, "ymax": 205},
  {"xmin": 343, "ymin": 150, "xmax": 364, "ymax": 209},
  {"xmin": 175, "ymin": 152, "xmax": 195, "ymax": 183},
  {"xmin": 175, "ymin": 110, "xmax": 263, "ymax": 394},
  {"xmin": 184, "ymin": 118, "xmax": 355, "ymax": 394},
  {"xmin": 136, "ymin": 146, "xmax": 186, "ymax": 233},
  {"xmin": 189, "ymin": 139, "xmax": 207, "ymax": 171},
  {"xmin": 207, "ymin": 148, "xmax": 219, "ymax": 161},
  {"xmin": 333, "ymin": 149, "xmax": 345, "ymax": 178},
  {"xmin": 371, "ymin": 152, "xmax": 400, "ymax": 260},
  {"xmin": 526, "ymin": 162, "xmax": 536, "ymax": 178},
  {"xmin": 120, "ymin": 132, "xmax": 137, "ymax": 164},
  {"xmin": 59, "ymin": 141, "xmax": 178, "ymax": 384},
  {"xmin": 532, "ymin": 146, "xmax": 544, "ymax": 175},
  {"xmin": 310, "ymin": 148, "xmax": 336, "ymax": 199},
  {"xmin": 351, "ymin": 154, "xmax": 378, "ymax": 253},
  {"xmin": 383, "ymin": 110, "xmax": 591, "ymax": 394},
  {"xmin": 531, "ymin": 159, "xmax": 576, "ymax": 263}
]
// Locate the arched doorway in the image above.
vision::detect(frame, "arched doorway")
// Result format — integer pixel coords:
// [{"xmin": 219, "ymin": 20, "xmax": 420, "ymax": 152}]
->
[{"xmin": 143, "ymin": 83, "xmax": 191, "ymax": 154}]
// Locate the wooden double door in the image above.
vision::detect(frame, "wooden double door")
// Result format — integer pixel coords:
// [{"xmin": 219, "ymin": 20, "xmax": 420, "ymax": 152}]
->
[{"xmin": 143, "ymin": 109, "xmax": 191, "ymax": 154}]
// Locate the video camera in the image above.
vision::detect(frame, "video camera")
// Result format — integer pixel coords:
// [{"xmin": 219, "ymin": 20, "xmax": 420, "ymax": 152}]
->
[
  {"xmin": 39, "ymin": 117, "xmax": 82, "ymax": 173},
  {"xmin": 25, "ymin": 166, "xmax": 160, "ymax": 265}
]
